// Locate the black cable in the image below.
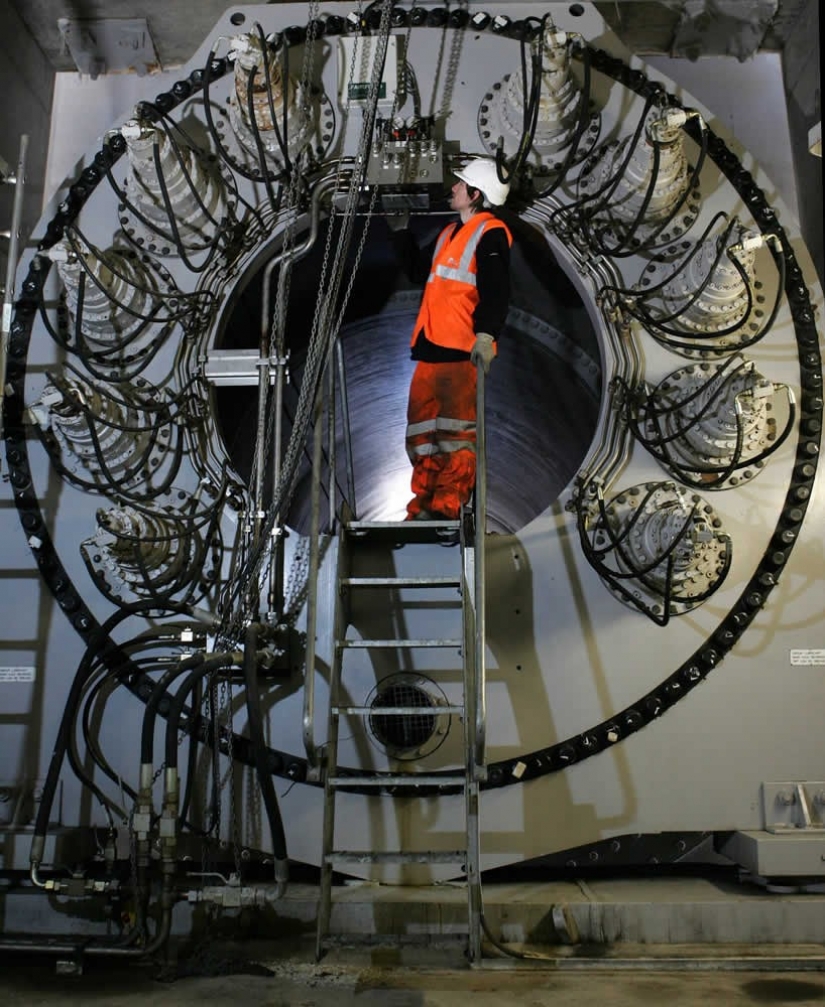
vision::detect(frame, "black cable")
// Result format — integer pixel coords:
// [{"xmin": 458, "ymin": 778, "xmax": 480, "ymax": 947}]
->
[
  {"xmin": 150, "ymin": 140, "xmax": 225, "ymax": 275},
  {"xmin": 149, "ymin": 110, "xmax": 226, "ymax": 230},
  {"xmin": 629, "ymin": 360, "xmax": 796, "ymax": 487},
  {"xmin": 80, "ymin": 662, "xmax": 141, "ymax": 806},
  {"xmin": 74, "ymin": 404, "xmax": 180, "ymax": 499},
  {"xmin": 509, "ymin": 20, "xmax": 546, "ymax": 180},
  {"xmin": 550, "ymin": 90, "xmax": 659, "ymax": 231},
  {"xmin": 596, "ymin": 113, "xmax": 708, "ymax": 258},
  {"xmin": 141, "ymin": 652, "xmax": 207, "ymax": 766},
  {"xmin": 44, "ymin": 275, "xmax": 172, "ymax": 382},
  {"xmin": 201, "ymin": 43, "xmax": 279, "ymax": 185},
  {"xmin": 65, "ymin": 225, "xmax": 213, "ymax": 325},
  {"xmin": 102, "ymin": 137, "xmax": 234, "ymax": 272},
  {"xmin": 246, "ymin": 60, "xmax": 281, "ymax": 212},
  {"xmin": 177, "ymin": 678, "xmax": 202, "ymax": 832},
  {"xmin": 596, "ymin": 138, "xmax": 661, "ymax": 257},
  {"xmin": 30, "ymin": 601, "xmax": 201, "ymax": 857},
  {"xmin": 129, "ymin": 99, "xmax": 272, "ymax": 230},
  {"xmin": 623, "ymin": 111, "xmax": 709, "ymax": 254},
  {"xmin": 255, "ymin": 22, "xmax": 294, "ymax": 180},
  {"xmin": 588, "ymin": 484, "xmax": 731, "ymax": 610},
  {"xmin": 599, "ymin": 211, "xmax": 731, "ymax": 304},
  {"xmin": 121, "ymin": 528, "xmax": 209, "ymax": 609},
  {"xmin": 243, "ymin": 625, "xmax": 288, "ymax": 863},
  {"xmin": 627, "ymin": 355, "xmax": 747, "ymax": 448},
  {"xmin": 534, "ymin": 43, "xmax": 594, "ymax": 200}
]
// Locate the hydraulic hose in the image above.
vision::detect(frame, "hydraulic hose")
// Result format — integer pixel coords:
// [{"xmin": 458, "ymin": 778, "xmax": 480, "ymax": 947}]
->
[
  {"xmin": 29, "ymin": 600, "xmax": 200, "ymax": 881},
  {"xmin": 140, "ymin": 651, "xmax": 207, "ymax": 766},
  {"xmin": 161, "ymin": 653, "xmax": 242, "ymax": 771},
  {"xmin": 243, "ymin": 624, "xmax": 289, "ymax": 896}
]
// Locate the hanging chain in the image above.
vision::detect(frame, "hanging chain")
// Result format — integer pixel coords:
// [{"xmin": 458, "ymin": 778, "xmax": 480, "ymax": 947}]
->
[
  {"xmin": 201, "ymin": 672, "xmax": 220, "ymax": 881},
  {"xmin": 219, "ymin": 675, "xmax": 243, "ymax": 877},
  {"xmin": 215, "ymin": 0, "xmax": 395, "ymax": 649},
  {"xmin": 247, "ymin": 10, "xmax": 321, "ymax": 512}
]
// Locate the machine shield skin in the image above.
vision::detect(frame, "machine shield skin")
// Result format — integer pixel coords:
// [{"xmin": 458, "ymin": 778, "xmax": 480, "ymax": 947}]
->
[{"xmin": 0, "ymin": 1, "xmax": 822, "ymax": 963}]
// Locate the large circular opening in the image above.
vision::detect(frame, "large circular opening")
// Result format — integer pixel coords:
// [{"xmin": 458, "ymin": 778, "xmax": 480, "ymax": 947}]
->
[{"xmin": 215, "ymin": 212, "xmax": 602, "ymax": 533}]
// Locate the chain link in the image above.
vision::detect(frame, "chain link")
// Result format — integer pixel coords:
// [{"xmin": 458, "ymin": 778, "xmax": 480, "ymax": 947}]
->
[
  {"xmin": 215, "ymin": 1, "xmax": 396, "ymax": 648},
  {"xmin": 247, "ymin": 9, "xmax": 321, "ymax": 520},
  {"xmin": 219, "ymin": 676, "xmax": 243, "ymax": 877}
]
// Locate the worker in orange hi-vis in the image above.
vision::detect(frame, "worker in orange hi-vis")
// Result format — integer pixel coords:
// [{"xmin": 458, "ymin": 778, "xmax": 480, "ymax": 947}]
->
[{"xmin": 387, "ymin": 157, "xmax": 512, "ymax": 522}]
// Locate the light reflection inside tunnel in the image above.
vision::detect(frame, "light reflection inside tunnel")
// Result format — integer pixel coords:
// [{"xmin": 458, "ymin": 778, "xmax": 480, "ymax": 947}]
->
[{"xmin": 216, "ymin": 215, "xmax": 603, "ymax": 534}]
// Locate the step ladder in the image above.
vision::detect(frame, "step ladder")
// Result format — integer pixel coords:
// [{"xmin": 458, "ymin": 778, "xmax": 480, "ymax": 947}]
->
[{"xmin": 315, "ymin": 514, "xmax": 485, "ymax": 962}]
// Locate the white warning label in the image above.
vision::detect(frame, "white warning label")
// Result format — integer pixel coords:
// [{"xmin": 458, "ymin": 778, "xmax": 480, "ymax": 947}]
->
[
  {"xmin": 0, "ymin": 666, "xmax": 35, "ymax": 682},
  {"xmin": 790, "ymin": 649, "xmax": 825, "ymax": 666}
]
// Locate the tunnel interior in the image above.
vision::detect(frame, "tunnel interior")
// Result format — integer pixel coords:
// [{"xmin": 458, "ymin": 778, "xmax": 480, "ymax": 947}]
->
[{"xmin": 216, "ymin": 211, "xmax": 603, "ymax": 534}]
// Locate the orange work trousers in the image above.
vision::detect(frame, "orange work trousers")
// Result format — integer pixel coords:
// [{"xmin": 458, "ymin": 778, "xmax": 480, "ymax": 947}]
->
[{"xmin": 405, "ymin": 359, "xmax": 477, "ymax": 519}]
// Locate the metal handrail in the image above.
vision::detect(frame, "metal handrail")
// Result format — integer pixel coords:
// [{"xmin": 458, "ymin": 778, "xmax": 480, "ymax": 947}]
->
[
  {"xmin": 1, "ymin": 133, "xmax": 30, "ymax": 440},
  {"xmin": 473, "ymin": 362, "xmax": 488, "ymax": 773},
  {"xmin": 301, "ymin": 340, "xmax": 358, "ymax": 777}
]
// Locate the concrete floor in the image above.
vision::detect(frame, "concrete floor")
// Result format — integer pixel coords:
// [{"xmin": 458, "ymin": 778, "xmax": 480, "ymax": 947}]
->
[
  {"xmin": 3, "ymin": 947, "xmax": 825, "ymax": 1006},
  {"xmin": 3, "ymin": 873, "xmax": 825, "ymax": 1003}
]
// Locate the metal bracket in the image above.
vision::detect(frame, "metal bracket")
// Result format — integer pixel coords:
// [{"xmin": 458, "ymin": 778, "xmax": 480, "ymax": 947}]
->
[
  {"xmin": 204, "ymin": 348, "xmax": 287, "ymax": 386},
  {"xmin": 762, "ymin": 781, "xmax": 825, "ymax": 833}
]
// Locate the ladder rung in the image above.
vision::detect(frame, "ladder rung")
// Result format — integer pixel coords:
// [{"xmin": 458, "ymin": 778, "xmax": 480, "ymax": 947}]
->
[
  {"xmin": 346, "ymin": 520, "xmax": 460, "ymax": 532},
  {"xmin": 343, "ymin": 520, "xmax": 464, "ymax": 545},
  {"xmin": 338, "ymin": 638, "xmax": 462, "ymax": 649},
  {"xmin": 333, "ymin": 705, "xmax": 464, "ymax": 716},
  {"xmin": 342, "ymin": 576, "xmax": 460, "ymax": 588},
  {"xmin": 326, "ymin": 850, "xmax": 466, "ymax": 865},
  {"xmin": 329, "ymin": 774, "xmax": 466, "ymax": 788}
]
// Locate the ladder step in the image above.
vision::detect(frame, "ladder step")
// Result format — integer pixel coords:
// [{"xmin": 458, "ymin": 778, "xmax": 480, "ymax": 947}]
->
[
  {"xmin": 333, "ymin": 705, "xmax": 464, "ymax": 716},
  {"xmin": 342, "ymin": 576, "xmax": 461, "ymax": 588},
  {"xmin": 329, "ymin": 774, "xmax": 467, "ymax": 788},
  {"xmin": 326, "ymin": 850, "xmax": 466, "ymax": 865},
  {"xmin": 338, "ymin": 638, "xmax": 462, "ymax": 649},
  {"xmin": 344, "ymin": 520, "xmax": 463, "ymax": 545},
  {"xmin": 346, "ymin": 520, "xmax": 460, "ymax": 532}
]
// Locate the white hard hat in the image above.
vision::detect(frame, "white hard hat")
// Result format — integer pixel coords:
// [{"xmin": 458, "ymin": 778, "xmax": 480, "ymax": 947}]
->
[{"xmin": 454, "ymin": 158, "xmax": 510, "ymax": 206}]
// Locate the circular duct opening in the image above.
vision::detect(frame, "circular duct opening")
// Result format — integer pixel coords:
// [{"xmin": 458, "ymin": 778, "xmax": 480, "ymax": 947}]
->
[
  {"xmin": 215, "ymin": 213, "xmax": 602, "ymax": 533},
  {"xmin": 365, "ymin": 673, "xmax": 449, "ymax": 760}
]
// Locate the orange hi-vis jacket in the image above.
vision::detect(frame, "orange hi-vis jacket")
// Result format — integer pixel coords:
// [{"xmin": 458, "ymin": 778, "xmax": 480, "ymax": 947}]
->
[{"xmin": 411, "ymin": 212, "xmax": 513, "ymax": 354}]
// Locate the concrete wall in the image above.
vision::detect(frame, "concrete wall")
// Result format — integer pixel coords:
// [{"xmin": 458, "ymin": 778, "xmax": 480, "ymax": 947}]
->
[
  {"xmin": 0, "ymin": 0, "xmax": 54, "ymax": 297},
  {"xmin": 781, "ymin": 0, "xmax": 822, "ymax": 284}
]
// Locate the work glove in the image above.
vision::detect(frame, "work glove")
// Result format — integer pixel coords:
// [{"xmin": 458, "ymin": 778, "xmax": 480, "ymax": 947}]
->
[{"xmin": 470, "ymin": 332, "xmax": 496, "ymax": 374}]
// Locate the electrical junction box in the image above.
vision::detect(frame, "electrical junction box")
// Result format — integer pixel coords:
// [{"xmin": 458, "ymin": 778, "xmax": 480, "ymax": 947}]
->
[{"xmin": 338, "ymin": 35, "xmax": 399, "ymax": 113}]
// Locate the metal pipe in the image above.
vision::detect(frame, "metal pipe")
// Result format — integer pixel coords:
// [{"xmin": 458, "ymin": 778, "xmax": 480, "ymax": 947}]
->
[
  {"xmin": 1, "ymin": 133, "xmax": 29, "ymax": 438},
  {"xmin": 479, "ymin": 955, "xmax": 825, "ymax": 972},
  {"xmin": 258, "ymin": 168, "xmax": 352, "ymax": 363},
  {"xmin": 267, "ymin": 329, "xmax": 286, "ymax": 616},
  {"xmin": 0, "ymin": 885, "xmax": 173, "ymax": 959},
  {"xmin": 255, "ymin": 170, "xmax": 349, "ymax": 607}
]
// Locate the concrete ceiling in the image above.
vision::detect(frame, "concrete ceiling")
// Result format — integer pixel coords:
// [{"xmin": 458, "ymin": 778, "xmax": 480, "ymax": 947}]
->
[{"xmin": 5, "ymin": 0, "xmax": 814, "ymax": 73}]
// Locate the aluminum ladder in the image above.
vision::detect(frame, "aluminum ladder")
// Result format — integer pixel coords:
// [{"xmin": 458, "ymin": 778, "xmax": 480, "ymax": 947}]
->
[{"xmin": 315, "ymin": 513, "xmax": 485, "ymax": 962}]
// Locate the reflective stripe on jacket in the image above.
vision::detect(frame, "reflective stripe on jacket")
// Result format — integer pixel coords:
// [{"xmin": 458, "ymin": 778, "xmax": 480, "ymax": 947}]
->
[{"xmin": 411, "ymin": 212, "xmax": 512, "ymax": 354}]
